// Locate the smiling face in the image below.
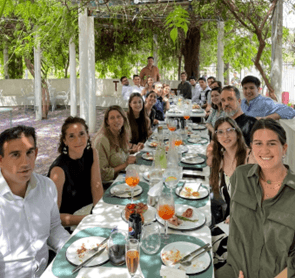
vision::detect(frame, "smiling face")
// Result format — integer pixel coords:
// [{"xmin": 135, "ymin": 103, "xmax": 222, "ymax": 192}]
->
[
  {"xmin": 211, "ymin": 90, "xmax": 221, "ymax": 106},
  {"xmin": 130, "ymin": 96, "xmax": 143, "ymax": 115},
  {"xmin": 242, "ymin": 82, "xmax": 259, "ymax": 102},
  {"xmin": 148, "ymin": 58, "xmax": 154, "ymax": 67},
  {"xmin": 221, "ymin": 90, "xmax": 241, "ymax": 118},
  {"xmin": 154, "ymin": 84, "xmax": 163, "ymax": 96},
  {"xmin": 252, "ymin": 129, "xmax": 287, "ymax": 171},
  {"xmin": 146, "ymin": 92, "xmax": 157, "ymax": 106},
  {"xmin": 133, "ymin": 76, "xmax": 141, "ymax": 86},
  {"xmin": 121, "ymin": 77, "xmax": 129, "ymax": 86},
  {"xmin": 216, "ymin": 121, "xmax": 238, "ymax": 150},
  {"xmin": 63, "ymin": 123, "xmax": 89, "ymax": 159},
  {"xmin": 198, "ymin": 80, "xmax": 207, "ymax": 90},
  {"xmin": 107, "ymin": 109, "xmax": 124, "ymax": 135},
  {"xmin": 189, "ymin": 79, "xmax": 196, "ymax": 86},
  {"xmin": 210, "ymin": 81, "xmax": 219, "ymax": 89},
  {"xmin": 147, "ymin": 77, "xmax": 154, "ymax": 86},
  {"xmin": 207, "ymin": 78, "xmax": 214, "ymax": 86},
  {"xmin": 0, "ymin": 135, "xmax": 38, "ymax": 188}
]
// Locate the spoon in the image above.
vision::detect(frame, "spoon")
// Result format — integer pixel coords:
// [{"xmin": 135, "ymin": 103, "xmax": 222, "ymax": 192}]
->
[{"xmin": 180, "ymin": 246, "xmax": 212, "ymax": 267}]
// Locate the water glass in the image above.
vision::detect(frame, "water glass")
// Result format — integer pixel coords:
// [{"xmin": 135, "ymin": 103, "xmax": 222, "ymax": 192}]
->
[
  {"xmin": 108, "ymin": 230, "xmax": 127, "ymax": 266},
  {"xmin": 140, "ymin": 223, "xmax": 161, "ymax": 255},
  {"xmin": 148, "ymin": 167, "xmax": 163, "ymax": 207}
]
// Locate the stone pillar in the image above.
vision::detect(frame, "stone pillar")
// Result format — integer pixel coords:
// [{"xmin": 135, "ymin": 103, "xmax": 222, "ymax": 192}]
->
[
  {"xmin": 3, "ymin": 44, "xmax": 9, "ymax": 79},
  {"xmin": 88, "ymin": 16, "xmax": 96, "ymax": 133},
  {"xmin": 79, "ymin": 8, "xmax": 89, "ymax": 123},
  {"xmin": 270, "ymin": 0, "xmax": 283, "ymax": 101},
  {"xmin": 34, "ymin": 40, "xmax": 42, "ymax": 120},
  {"xmin": 69, "ymin": 38, "xmax": 77, "ymax": 116},
  {"xmin": 217, "ymin": 21, "xmax": 224, "ymax": 86},
  {"xmin": 153, "ymin": 34, "xmax": 158, "ymax": 66}
]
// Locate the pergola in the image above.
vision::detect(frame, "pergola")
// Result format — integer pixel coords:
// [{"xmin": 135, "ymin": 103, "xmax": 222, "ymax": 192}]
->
[{"xmin": 32, "ymin": 0, "xmax": 283, "ymax": 133}]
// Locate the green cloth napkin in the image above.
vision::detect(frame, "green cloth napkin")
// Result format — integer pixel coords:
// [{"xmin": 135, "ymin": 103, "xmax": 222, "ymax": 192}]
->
[
  {"xmin": 52, "ymin": 227, "xmax": 213, "ymax": 278},
  {"xmin": 103, "ymin": 180, "xmax": 209, "ymax": 209}
]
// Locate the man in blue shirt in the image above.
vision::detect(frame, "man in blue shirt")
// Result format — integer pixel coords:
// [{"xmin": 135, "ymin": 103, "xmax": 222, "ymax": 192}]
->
[{"xmin": 241, "ymin": 76, "xmax": 295, "ymax": 120}]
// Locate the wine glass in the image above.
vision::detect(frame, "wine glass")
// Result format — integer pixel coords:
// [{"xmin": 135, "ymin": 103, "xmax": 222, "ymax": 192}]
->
[
  {"xmin": 140, "ymin": 223, "xmax": 161, "ymax": 255},
  {"xmin": 125, "ymin": 165, "xmax": 140, "ymax": 204},
  {"xmin": 126, "ymin": 238, "xmax": 141, "ymax": 278},
  {"xmin": 163, "ymin": 166, "xmax": 183, "ymax": 193},
  {"xmin": 157, "ymin": 191, "xmax": 175, "ymax": 240},
  {"xmin": 167, "ymin": 118, "xmax": 177, "ymax": 132}
]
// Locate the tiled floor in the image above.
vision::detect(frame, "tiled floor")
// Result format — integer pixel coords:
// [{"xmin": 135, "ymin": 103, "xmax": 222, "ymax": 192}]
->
[{"xmin": 0, "ymin": 106, "xmax": 106, "ymax": 175}]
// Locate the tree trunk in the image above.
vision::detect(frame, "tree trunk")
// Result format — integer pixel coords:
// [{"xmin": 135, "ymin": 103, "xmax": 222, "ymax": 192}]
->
[
  {"xmin": 178, "ymin": 54, "xmax": 182, "ymax": 80},
  {"xmin": 24, "ymin": 57, "xmax": 50, "ymax": 118},
  {"xmin": 181, "ymin": 26, "xmax": 201, "ymax": 79}
]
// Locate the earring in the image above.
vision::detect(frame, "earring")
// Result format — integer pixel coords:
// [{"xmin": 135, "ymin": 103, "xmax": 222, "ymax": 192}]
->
[
  {"xmin": 87, "ymin": 140, "xmax": 91, "ymax": 150},
  {"xmin": 63, "ymin": 145, "xmax": 68, "ymax": 155}
]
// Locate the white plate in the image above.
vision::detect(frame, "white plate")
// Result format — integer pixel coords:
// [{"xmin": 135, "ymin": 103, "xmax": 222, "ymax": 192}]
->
[
  {"xmin": 160, "ymin": 241, "xmax": 211, "ymax": 274},
  {"xmin": 191, "ymin": 109, "xmax": 203, "ymax": 113},
  {"xmin": 66, "ymin": 236, "xmax": 109, "ymax": 266},
  {"xmin": 156, "ymin": 204, "xmax": 206, "ymax": 230},
  {"xmin": 110, "ymin": 183, "xmax": 143, "ymax": 198},
  {"xmin": 187, "ymin": 138, "xmax": 208, "ymax": 144},
  {"xmin": 181, "ymin": 155, "xmax": 205, "ymax": 165},
  {"xmin": 142, "ymin": 152, "xmax": 154, "ymax": 161},
  {"xmin": 151, "ymin": 134, "xmax": 169, "ymax": 141},
  {"xmin": 121, "ymin": 206, "xmax": 157, "ymax": 225},
  {"xmin": 148, "ymin": 141, "xmax": 159, "ymax": 148},
  {"xmin": 143, "ymin": 171, "xmax": 150, "ymax": 181},
  {"xmin": 175, "ymin": 184, "xmax": 209, "ymax": 200},
  {"xmin": 192, "ymin": 124, "xmax": 207, "ymax": 130}
]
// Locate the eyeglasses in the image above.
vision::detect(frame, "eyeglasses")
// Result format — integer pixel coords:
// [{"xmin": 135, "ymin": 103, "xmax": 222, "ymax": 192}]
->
[{"xmin": 215, "ymin": 127, "xmax": 236, "ymax": 136}]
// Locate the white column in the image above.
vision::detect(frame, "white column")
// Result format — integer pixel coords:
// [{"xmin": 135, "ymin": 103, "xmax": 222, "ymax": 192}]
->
[
  {"xmin": 3, "ymin": 44, "xmax": 9, "ymax": 79},
  {"xmin": 88, "ymin": 16, "xmax": 96, "ymax": 133},
  {"xmin": 153, "ymin": 34, "xmax": 158, "ymax": 66},
  {"xmin": 79, "ymin": 8, "xmax": 89, "ymax": 123},
  {"xmin": 217, "ymin": 21, "xmax": 224, "ymax": 86},
  {"xmin": 270, "ymin": 0, "xmax": 283, "ymax": 101},
  {"xmin": 69, "ymin": 38, "xmax": 77, "ymax": 116},
  {"xmin": 34, "ymin": 40, "xmax": 42, "ymax": 120}
]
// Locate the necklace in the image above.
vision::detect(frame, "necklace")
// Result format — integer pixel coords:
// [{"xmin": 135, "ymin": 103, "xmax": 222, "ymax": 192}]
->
[{"xmin": 260, "ymin": 168, "xmax": 287, "ymax": 197}]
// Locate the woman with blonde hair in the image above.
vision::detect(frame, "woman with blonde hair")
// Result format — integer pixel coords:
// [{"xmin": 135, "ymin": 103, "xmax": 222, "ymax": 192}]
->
[{"xmin": 93, "ymin": 105, "xmax": 143, "ymax": 186}]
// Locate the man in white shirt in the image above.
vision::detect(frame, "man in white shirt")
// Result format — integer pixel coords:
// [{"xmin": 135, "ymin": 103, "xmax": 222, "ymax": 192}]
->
[
  {"xmin": 120, "ymin": 76, "xmax": 131, "ymax": 101},
  {"xmin": 0, "ymin": 125, "xmax": 70, "ymax": 278},
  {"xmin": 189, "ymin": 76, "xmax": 201, "ymax": 104},
  {"xmin": 130, "ymin": 74, "xmax": 144, "ymax": 94}
]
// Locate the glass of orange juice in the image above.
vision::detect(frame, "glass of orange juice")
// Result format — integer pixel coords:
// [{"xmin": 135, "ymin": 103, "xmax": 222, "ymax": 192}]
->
[
  {"xmin": 126, "ymin": 238, "xmax": 141, "ymax": 278},
  {"xmin": 157, "ymin": 191, "xmax": 175, "ymax": 240},
  {"xmin": 125, "ymin": 165, "xmax": 140, "ymax": 204}
]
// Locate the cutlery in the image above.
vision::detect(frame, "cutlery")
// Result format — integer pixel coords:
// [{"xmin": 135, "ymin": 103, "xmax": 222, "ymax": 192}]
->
[
  {"xmin": 180, "ymin": 246, "xmax": 212, "ymax": 267},
  {"xmin": 197, "ymin": 183, "xmax": 202, "ymax": 191},
  {"xmin": 173, "ymin": 243, "xmax": 210, "ymax": 265},
  {"xmin": 179, "ymin": 181, "xmax": 187, "ymax": 194},
  {"xmin": 72, "ymin": 246, "xmax": 107, "ymax": 274}
]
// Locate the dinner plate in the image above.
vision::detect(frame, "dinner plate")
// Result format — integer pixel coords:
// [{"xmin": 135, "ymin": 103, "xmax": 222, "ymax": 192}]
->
[
  {"xmin": 156, "ymin": 204, "xmax": 206, "ymax": 231},
  {"xmin": 187, "ymin": 137, "xmax": 208, "ymax": 144},
  {"xmin": 148, "ymin": 141, "xmax": 158, "ymax": 148},
  {"xmin": 191, "ymin": 109, "xmax": 204, "ymax": 113},
  {"xmin": 110, "ymin": 183, "xmax": 143, "ymax": 198},
  {"xmin": 192, "ymin": 124, "xmax": 207, "ymax": 130},
  {"xmin": 160, "ymin": 241, "xmax": 211, "ymax": 274},
  {"xmin": 143, "ymin": 171, "xmax": 150, "ymax": 181},
  {"xmin": 175, "ymin": 184, "xmax": 209, "ymax": 200},
  {"xmin": 181, "ymin": 155, "xmax": 205, "ymax": 165},
  {"xmin": 142, "ymin": 152, "xmax": 154, "ymax": 161},
  {"xmin": 151, "ymin": 134, "xmax": 169, "ymax": 141},
  {"xmin": 121, "ymin": 206, "xmax": 157, "ymax": 225},
  {"xmin": 66, "ymin": 236, "xmax": 109, "ymax": 266}
]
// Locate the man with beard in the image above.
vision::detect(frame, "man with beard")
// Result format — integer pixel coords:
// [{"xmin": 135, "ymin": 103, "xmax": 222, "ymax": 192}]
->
[
  {"xmin": 220, "ymin": 85, "xmax": 257, "ymax": 147},
  {"xmin": 120, "ymin": 76, "xmax": 132, "ymax": 101}
]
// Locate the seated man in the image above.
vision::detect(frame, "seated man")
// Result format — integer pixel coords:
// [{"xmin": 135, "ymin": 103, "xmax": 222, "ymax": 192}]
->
[
  {"xmin": 153, "ymin": 82, "xmax": 169, "ymax": 121},
  {"xmin": 198, "ymin": 77, "xmax": 211, "ymax": 109},
  {"xmin": 0, "ymin": 126, "xmax": 69, "ymax": 277},
  {"xmin": 190, "ymin": 76, "xmax": 201, "ymax": 104},
  {"xmin": 177, "ymin": 72, "xmax": 192, "ymax": 99},
  {"xmin": 241, "ymin": 75, "xmax": 295, "ymax": 120},
  {"xmin": 120, "ymin": 76, "xmax": 131, "ymax": 101},
  {"xmin": 221, "ymin": 85, "xmax": 257, "ymax": 147}
]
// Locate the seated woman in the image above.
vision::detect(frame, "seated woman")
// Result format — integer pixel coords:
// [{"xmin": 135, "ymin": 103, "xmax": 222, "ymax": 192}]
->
[
  {"xmin": 93, "ymin": 105, "xmax": 142, "ymax": 185},
  {"xmin": 127, "ymin": 92, "xmax": 152, "ymax": 145},
  {"xmin": 241, "ymin": 75, "xmax": 295, "ymax": 119},
  {"xmin": 216, "ymin": 119, "xmax": 294, "ymax": 278},
  {"xmin": 207, "ymin": 117, "xmax": 255, "ymax": 269},
  {"xmin": 141, "ymin": 77, "xmax": 154, "ymax": 98},
  {"xmin": 206, "ymin": 87, "xmax": 225, "ymax": 137},
  {"xmin": 48, "ymin": 116, "xmax": 104, "ymax": 229},
  {"xmin": 145, "ymin": 91, "xmax": 158, "ymax": 127},
  {"xmin": 153, "ymin": 82, "xmax": 170, "ymax": 121}
]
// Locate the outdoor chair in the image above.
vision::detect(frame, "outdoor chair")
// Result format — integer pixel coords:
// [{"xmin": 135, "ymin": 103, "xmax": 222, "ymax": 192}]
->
[{"xmin": 52, "ymin": 90, "xmax": 70, "ymax": 110}]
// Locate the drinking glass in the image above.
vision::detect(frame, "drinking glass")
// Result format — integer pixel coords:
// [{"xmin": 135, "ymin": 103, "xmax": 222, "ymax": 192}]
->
[
  {"xmin": 126, "ymin": 238, "xmax": 141, "ymax": 278},
  {"xmin": 157, "ymin": 191, "xmax": 175, "ymax": 240},
  {"xmin": 125, "ymin": 165, "xmax": 140, "ymax": 204},
  {"xmin": 140, "ymin": 223, "xmax": 161, "ymax": 255},
  {"xmin": 108, "ymin": 230, "xmax": 127, "ymax": 266},
  {"xmin": 167, "ymin": 118, "xmax": 177, "ymax": 132},
  {"xmin": 163, "ymin": 166, "xmax": 183, "ymax": 193},
  {"xmin": 148, "ymin": 167, "xmax": 163, "ymax": 207},
  {"xmin": 173, "ymin": 133, "xmax": 183, "ymax": 147}
]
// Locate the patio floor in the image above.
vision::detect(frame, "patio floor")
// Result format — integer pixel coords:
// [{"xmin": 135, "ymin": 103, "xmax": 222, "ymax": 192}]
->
[{"xmin": 0, "ymin": 106, "xmax": 106, "ymax": 175}]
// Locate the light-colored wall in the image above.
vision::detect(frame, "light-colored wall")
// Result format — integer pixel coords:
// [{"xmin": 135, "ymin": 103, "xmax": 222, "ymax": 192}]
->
[{"xmin": 0, "ymin": 78, "xmax": 181, "ymax": 107}]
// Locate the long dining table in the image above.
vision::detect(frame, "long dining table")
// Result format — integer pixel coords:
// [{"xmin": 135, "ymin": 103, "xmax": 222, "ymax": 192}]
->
[{"xmin": 41, "ymin": 124, "xmax": 214, "ymax": 278}]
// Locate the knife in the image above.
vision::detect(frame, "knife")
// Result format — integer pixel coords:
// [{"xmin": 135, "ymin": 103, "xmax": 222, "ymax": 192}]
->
[
  {"xmin": 173, "ymin": 243, "xmax": 210, "ymax": 265},
  {"xmin": 72, "ymin": 246, "xmax": 107, "ymax": 274}
]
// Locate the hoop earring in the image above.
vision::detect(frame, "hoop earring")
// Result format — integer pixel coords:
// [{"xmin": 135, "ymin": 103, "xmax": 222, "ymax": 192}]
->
[
  {"xmin": 63, "ymin": 145, "xmax": 68, "ymax": 155},
  {"xmin": 87, "ymin": 140, "xmax": 91, "ymax": 150}
]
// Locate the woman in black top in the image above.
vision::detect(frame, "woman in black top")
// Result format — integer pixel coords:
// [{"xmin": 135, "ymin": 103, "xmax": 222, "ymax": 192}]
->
[
  {"xmin": 127, "ymin": 92, "xmax": 152, "ymax": 144},
  {"xmin": 48, "ymin": 116, "xmax": 103, "ymax": 228},
  {"xmin": 145, "ymin": 91, "xmax": 158, "ymax": 127}
]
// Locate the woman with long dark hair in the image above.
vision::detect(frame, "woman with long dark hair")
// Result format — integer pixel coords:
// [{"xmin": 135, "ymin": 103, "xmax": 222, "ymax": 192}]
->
[
  {"xmin": 48, "ymin": 116, "xmax": 104, "ymax": 228},
  {"xmin": 216, "ymin": 119, "xmax": 294, "ymax": 278},
  {"xmin": 127, "ymin": 92, "xmax": 152, "ymax": 144}
]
